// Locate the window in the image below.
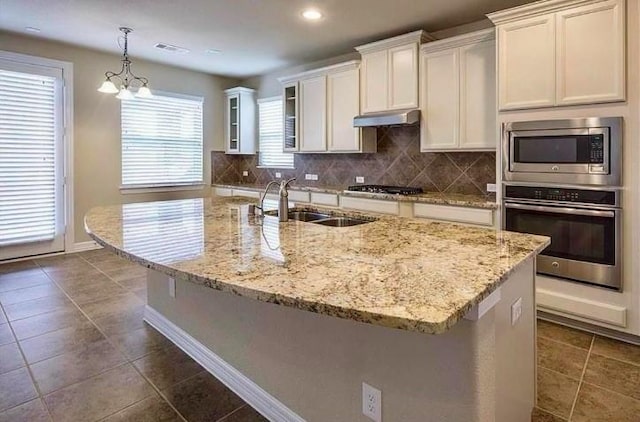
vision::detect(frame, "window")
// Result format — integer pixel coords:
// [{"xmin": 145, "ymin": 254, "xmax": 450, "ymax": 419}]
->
[
  {"xmin": 258, "ymin": 97, "xmax": 294, "ymax": 168},
  {"xmin": 121, "ymin": 92, "xmax": 203, "ymax": 188}
]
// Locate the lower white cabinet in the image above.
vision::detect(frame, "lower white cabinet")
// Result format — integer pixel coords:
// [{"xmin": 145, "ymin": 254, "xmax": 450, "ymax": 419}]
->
[
  {"xmin": 413, "ymin": 203, "xmax": 494, "ymax": 226},
  {"xmin": 421, "ymin": 29, "xmax": 496, "ymax": 151},
  {"xmin": 340, "ymin": 196, "xmax": 399, "ymax": 215}
]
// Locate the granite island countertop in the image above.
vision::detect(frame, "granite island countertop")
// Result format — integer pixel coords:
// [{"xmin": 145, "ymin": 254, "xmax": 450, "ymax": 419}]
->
[
  {"xmin": 212, "ymin": 183, "xmax": 498, "ymax": 209},
  {"xmin": 85, "ymin": 196, "xmax": 548, "ymax": 334}
]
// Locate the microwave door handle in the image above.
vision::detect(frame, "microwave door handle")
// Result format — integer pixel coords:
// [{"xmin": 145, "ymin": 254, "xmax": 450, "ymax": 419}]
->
[{"xmin": 504, "ymin": 202, "xmax": 615, "ymax": 218}]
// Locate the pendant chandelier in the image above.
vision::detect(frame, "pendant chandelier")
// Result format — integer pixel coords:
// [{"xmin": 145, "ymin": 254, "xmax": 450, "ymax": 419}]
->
[{"xmin": 97, "ymin": 27, "xmax": 152, "ymax": 100}]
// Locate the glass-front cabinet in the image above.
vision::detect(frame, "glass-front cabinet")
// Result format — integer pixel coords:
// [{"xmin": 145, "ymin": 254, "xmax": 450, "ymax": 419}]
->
[
  {"xmin": 283, "ymin": 82, "xmax": 298, "ymax": 152},
  {"xmin": 224, "ymin": 87, "xmax": 257, "ymax": 154}
]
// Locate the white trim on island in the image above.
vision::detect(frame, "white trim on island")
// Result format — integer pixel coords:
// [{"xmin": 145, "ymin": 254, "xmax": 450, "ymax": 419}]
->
[{"xmin": 143, "ymin": 305, "xmax": 306, "ymax": 422}]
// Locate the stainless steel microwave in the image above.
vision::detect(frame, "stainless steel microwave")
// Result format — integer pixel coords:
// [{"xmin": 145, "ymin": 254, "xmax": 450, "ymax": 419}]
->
[{"xmin": 503, "ymin": 117, "xmax": 622, "ymax": 186}]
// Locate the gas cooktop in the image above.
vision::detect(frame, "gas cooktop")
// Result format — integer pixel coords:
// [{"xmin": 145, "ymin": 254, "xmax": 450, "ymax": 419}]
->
[{"xmin": 346, "ymin": 185, "xmax": 424, "ymax": 195}]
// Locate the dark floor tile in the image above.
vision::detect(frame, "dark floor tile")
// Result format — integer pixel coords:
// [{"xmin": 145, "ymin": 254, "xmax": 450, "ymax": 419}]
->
[
  {"xmin": 0, "ymin": 270, "xmax": 51, "ymax": 293},
  {"xmin": 109, "ymin": 324, "xmax": 173, "ymax": 360},
  {"xmin": 54, "ymin": 272, "xmax": 113, "ymax": 293},
  {"xmin": 134, "ymin": 344, "xmax": 203, "ymax": 390},
  {"xmin": 0, "ymin": 368, "xmax": 38, "ymax": 412},
  {"xmin": 591, "ymin": 336, "xmax": 640, "ymax": 367},
  {"xmin": 0, "ymin": 342, "xmax": 25, "ymax": 374},
  {"xmin": 538, "ymin": 337, "xmax": 589, "ymax": 380},
  {"xmin": 43, "ymin": 364, "xmax": 155, "ymax": 422},
  {"xmin": 583, "ymin": 353, "xmax": 640, "ymax": 400},
  {"xmin": 0, "ymin": 260, "xmax": 38, "ymax": 275},
  {"xmin": 3, "ymin": 295, "xmax": 74, "ymax": 322},
  {"xmin": 163, "ymin": 372, "xmax": 245, "ymax": 422},
  {"xmin": 219, "ymin": 405, "xmax": 268, "ymax": 422},
  {"xmin": 91, "ymin": 258, "xmax": 140, "ymax": 274},
  {"xmin": 104, "ymin": 267, "xmax": 147, "ymax": 284},
  {"xmin": 62, "ymin": 279, "xmax": 127, "ymax": 305},
  {"xmin": 0, "ymin": 323, "xmax": 14, "ymax": 346},
  {"xmin": 10, "ymin": 308, "xmax": 88, "ymax": 341},
  {"xmin": 0, "ymin": 283, "xmax": 64, "ymax": 306},
  {"xmin": 537, "ymin": 367, "xmax": 579, "ymax": 419},
  {"xmin": 44, "ymin": 266, "xmax": 105, "ymax": 284},
  {"xmin": 35, "ymin": 254, "xmax": 86, "ymax": 269},
  {"xmin": 101, "ymin": 396, "xmax": 181, "ymax": 422},
  {"xmin": 0, "ymin": 310, "xmax": 5, "ymax": 325},
  {"xmin": 76, "ymin": 248, "xmax": 110, "ymax": 262},
  {"xmin": 537, "ymin": 320, "xmax": 594, "ymax": 350},
  {"xmin": 0, "ymin": 398, "xmax": 50, "ymax": 422},
  {"xmin": 92, "ymin": 307, "xmax": 146, "ymax": 337},
  {"xmin": 117, "ymin": 275, "xmax": 146, "ymax": 291},
  {"xmin": 531, "ymin": 407, "xmax": 567, "ymax": 422},
  {"xmin": 572, "ymin": 382, "xmax": 640, "ymax": 421},
  {"xmin": 30, "ymin": 338, "xmax": 127, "ymax": 394},
  {"xmin": 133, "ymin": 287, "xmax": 147, "ymax": 302},
  {"xmin": 19, "ymin": 322, "xmax": 104, "ymax": 364},
  {"xmin": 80, "ymin": 293, "xmax": 143, "ymax": 321}
]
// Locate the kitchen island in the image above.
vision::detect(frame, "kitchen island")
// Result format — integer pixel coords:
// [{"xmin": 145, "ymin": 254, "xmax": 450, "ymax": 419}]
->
[{"xmin": 85, "ymin": 196, "xmax": 549, "ymax": 422}]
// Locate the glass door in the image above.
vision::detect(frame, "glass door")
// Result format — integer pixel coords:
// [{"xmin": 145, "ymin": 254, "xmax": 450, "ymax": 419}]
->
[{"xmin": 0, "ymin": 59, "xmax": 65, "ymax": 260}]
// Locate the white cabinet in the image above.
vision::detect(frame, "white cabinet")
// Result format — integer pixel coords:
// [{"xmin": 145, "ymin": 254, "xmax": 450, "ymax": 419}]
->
[
  {"xmin": 224, "ymin": 87, "xmax": 257, "ymax": 154},
  {"xmin": 489, "ymin": 0, "xmax": 625, "ymax": 110},
  {"xmin": 420, "ymin": 29, "xmax": 496, "ymax": 151},
  {"xmin": 279, "ymin": 61, "xmax": 376, "ymax": 154},
  {"xmin": 356, "ymin": 31, "xmax": 433, "ymax": 113},
  {"xmin": 299, "ymin": 76, "xmax": 327, "ymax": 152},
  {"xmin": 328, "ymin": 68, "xmax": 361, "ymax": 152}
]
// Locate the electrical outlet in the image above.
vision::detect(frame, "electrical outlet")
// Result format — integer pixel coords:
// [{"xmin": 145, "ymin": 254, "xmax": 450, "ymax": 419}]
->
[
  {"xmin": 486, "ymin": 183, "xmax": 497, "ymax": 193},
  {"xmin": 511, "ymin": 297, "xmax": 522, "ymax": 326},
  {"xmin": 169, "ymin": 277, "xmax": 176, "ymax": 298},
  {"xmin": 242, "ymin": 170, "xmax": 248, "ymax": 177},
  {"xmin": 362, "ymin": 382, "xmax": 382, "ymax": 422},
  {"xmin": 305, "ymin": 174, "xmax": 318, "ymax": 181},
  {"xmin": 356, "ymin": 176, "xmax": 365, "ymax": 184},
  {"xmin": 275, "ymin": 172, "xmax": 282, "ymax": 178}
]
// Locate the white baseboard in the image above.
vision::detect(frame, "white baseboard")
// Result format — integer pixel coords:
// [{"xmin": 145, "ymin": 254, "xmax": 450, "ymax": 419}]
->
[
  {"xmin": 143, "ymin": 306, "xmax": 305, "ymax": 422},
  {"xmin": 70, "ymin": 241, "xmax": 102, "ymax": 253}
]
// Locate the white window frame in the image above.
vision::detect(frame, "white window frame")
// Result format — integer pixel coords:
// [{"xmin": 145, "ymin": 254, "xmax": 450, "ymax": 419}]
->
[
  {"xmin": 257, "ymin": 96, "xmax": 294, "ymax": 169},
  {"xmin": 120, "ymin": 90, "xmax": 204, "ymax": 193},
  {"xmin": 0, "ymin": 50, "xmax": 75, "ymax": 255}
]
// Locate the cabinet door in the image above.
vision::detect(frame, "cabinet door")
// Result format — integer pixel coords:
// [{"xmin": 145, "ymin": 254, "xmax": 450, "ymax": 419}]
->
[
  {"xmin": 460, "ymin": 40, "xmax": 497, "ymax": 150},
  {"xmin": 226, "ymin": 94, "xmax": 240, "ymax": 153},
  {"xmin": 283, "ymin": 83, "xmax": 299, "ymax": 152},
  {"xmin": 556, "ymin": 0, "xmax": 625, "ymax": 105},
  {"xmin": 299, "ymin": 76, "xmax": 327, "ymax": 152},
  {"xmin": 421, "ymin": 49, "xmax": 459, "ymax": 151},
  {"xmin": 360, "ymin": 50, "xmax": 388, "ymax": 113},
  {"xmin": 328, "ymin": 69, "xmax": 360, "ymax": 152},
  {"xmin": 388, "ymin": 43, "xmax": 419, "ymax": 110},
  {"xmin": 497, "ymin": 14, "xmax": 555, "ymax": 110}
]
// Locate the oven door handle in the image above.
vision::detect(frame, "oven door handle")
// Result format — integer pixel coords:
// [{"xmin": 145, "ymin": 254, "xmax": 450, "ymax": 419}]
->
[{"xmin": 504, "ymin": 202, "xmax": 616, "ymax": 218}]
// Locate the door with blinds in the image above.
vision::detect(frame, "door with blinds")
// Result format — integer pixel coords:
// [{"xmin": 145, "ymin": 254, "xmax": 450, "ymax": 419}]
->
[{"xmin": 0, "ymin": 58, "xmax": 66, "ymax": 260}]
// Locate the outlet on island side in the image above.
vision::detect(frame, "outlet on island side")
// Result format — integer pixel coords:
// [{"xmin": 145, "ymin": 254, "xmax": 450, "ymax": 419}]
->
[
  {"xmin": 511, "ymin": 297, "xmax": 522, "ymax": 326},
  {"xmin": 169, "ymin": 277, "xmax": 176, "ymax": 298},
  {"xmin": 362, "ymin": 382, "xmax": 382, "ymax": 422}
]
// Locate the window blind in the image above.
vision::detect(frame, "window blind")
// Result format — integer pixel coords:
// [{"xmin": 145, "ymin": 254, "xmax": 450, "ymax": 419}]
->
[
  {"xmin": 121, "ymin": 93, "xmax": 203, "ymax": 187},
  {"xmin": 0, "ymin": 69, "xmax": 58, "ymax": 246},
  {"xmin": 258, "ymin": 97, "xmax": 294, "ymax": 168}
]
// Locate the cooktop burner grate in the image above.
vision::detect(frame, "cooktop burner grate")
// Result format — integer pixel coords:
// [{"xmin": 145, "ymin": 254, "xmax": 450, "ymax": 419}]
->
[{"xmin": 346, "ymin": 185, "xmax": 424, "ymax": 195}]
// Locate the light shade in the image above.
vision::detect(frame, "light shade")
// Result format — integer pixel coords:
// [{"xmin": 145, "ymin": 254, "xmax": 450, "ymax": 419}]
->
[
  {"xmin": 136, "ymin": 85, "xmax": 153, "ymax": 98},
  {"xmin": 97, "ymin": 79, "xmax": 118, "ymax": 94},
  {"xmin": 116, "ymin": 86, "xmax": 135, "ymax": 100},
  {"xmin": 302, "ymin": 8, "xmax": 323, "ymax": 20}
]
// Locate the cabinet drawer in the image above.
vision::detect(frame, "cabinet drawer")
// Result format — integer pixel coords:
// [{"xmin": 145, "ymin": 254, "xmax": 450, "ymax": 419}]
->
[
  {"xmin": 310, "ymin": 192, "xmax": 339, "ymax": 207},
  {"xmin": 340, "ymin": 197, "xmax": 399, "ymax": 215},
  {"xmin": 214, "ymin": 187, "xmax": 233, "ymax": 197},
  {"xmin": 232, "ymin": 189, "xmax": 260, "ymax": 199},
  {"xmin": 289, "ymin": 190, "xmax": 310, "ymax": 203},
  {"xmin": 413, "ymin": 203, "xmax": 493, "ymax": 226}
]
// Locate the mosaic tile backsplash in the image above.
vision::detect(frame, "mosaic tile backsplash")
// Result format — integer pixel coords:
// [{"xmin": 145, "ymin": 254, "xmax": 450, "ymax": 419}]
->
[{"xmin": 212, "ymin": 126, "xmax": 496, "ymax": 196}]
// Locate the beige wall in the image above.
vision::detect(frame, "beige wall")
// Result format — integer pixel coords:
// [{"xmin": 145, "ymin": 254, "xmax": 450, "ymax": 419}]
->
[{"xmin": 0, "ymin": 31, "xmax": 240, "ymax": 244}]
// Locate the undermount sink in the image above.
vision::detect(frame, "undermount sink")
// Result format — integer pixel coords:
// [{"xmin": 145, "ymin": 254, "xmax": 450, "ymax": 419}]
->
[{"xmin": 263, "ymin": 210, "xmax": 373, "ymax": 226}]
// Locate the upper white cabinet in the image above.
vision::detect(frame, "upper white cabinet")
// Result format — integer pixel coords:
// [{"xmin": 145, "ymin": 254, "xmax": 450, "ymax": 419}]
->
[
  {"xmin": 279, "ymin": 61, "xmax": 375, "ymax": 154},
  {"xmin": 356, "ymin": 31, "xmax": 434, "ymax": 114},
  {"xmin": 420, "ymin": 29, "xmax": 497, "ymax": 151},
  {"xmin": 224, "ymin": 87, "xmax": 257, "ymax": 154},
  {"xmin": 488, "ymin": 0, "xmax": 625, "ymax": 110}
]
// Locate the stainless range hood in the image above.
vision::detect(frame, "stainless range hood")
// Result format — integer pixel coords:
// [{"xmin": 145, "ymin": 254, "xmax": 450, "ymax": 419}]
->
[{"xmin": 353, "ymin": 109, "xmax": 421, "ymax": 127}]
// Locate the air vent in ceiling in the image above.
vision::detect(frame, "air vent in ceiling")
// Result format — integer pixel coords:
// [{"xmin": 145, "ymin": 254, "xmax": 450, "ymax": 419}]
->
[{"xmin": 154, "ymin": 43, "xmax": 190, "ymax": 54}]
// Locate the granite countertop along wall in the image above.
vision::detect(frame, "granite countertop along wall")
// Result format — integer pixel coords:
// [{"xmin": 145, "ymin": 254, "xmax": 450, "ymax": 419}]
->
[{"xmin": 85, "ymin": 196, "xmax": 549, "ymax": 335}]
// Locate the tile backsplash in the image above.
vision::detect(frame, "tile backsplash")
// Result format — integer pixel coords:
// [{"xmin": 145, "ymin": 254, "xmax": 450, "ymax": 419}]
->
[{"xmin": 212, "ymin": 126, "xmax": 496, "ymax": 196}]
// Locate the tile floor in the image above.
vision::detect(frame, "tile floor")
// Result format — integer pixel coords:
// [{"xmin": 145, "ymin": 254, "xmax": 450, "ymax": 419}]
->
[
  {"xmin": 0, "ymin": 250, "xmax": 639, "ymax": 421},
  {"xmin": 0, "ymin": 250, "xmax": 266, "ymax": 422}
]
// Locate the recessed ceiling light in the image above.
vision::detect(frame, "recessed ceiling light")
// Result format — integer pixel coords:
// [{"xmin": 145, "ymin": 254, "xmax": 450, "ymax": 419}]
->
[
  {"xmin": 25, "ymin": 27, "xmax": 41, "ymax": 33},
  {"xmin": 205, "ymin": 49, "xmax": 221, "ymax": 54},
  {"xmin": 301, "ymin": 9, "xmax": 323, "ymax": 21}
]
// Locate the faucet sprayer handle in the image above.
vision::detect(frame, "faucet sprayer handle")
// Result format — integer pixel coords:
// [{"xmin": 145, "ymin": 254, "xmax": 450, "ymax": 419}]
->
[{"xmin": 284, "ymin": 177, "xmax": 296, "ymax": 187}]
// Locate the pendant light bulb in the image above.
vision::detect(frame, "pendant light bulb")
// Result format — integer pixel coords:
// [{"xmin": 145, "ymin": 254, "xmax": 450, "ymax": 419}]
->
[
  {"xmin": 97, "ymin": 78, "xmax": 118, "ymax": 94},
  {"xmin": 136, "ymin": 85, "xmax": 153, "ymax": 98},
  {"xmin": 116, "ymin": 86, "xmax": 135, "ymax": 100}
]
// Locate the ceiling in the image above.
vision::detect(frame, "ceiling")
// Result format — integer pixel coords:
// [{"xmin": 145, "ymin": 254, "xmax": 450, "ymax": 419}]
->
[{"xmin": 0, "ymin": 0, "xmax": 535, "ymax": 78}]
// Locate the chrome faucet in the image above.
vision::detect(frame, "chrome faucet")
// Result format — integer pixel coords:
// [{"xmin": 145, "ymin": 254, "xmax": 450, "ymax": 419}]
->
[{"xmin": 257, "ymin": 178, "xmax": 296, "ymax": 222}]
